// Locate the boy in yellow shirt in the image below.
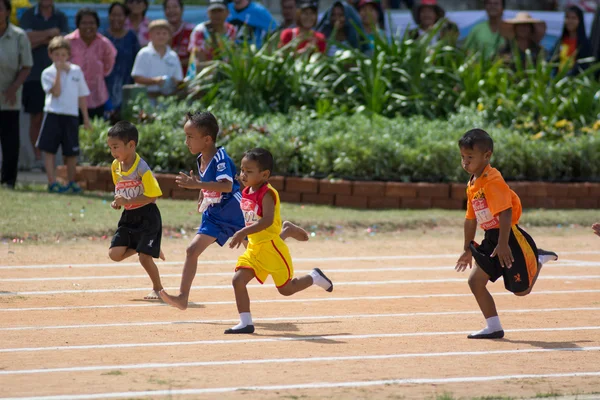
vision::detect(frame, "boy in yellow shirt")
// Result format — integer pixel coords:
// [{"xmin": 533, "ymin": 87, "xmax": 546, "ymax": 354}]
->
[{"xmin": 226, "ymin": 148, "xmax": 333, "ymax": 334}]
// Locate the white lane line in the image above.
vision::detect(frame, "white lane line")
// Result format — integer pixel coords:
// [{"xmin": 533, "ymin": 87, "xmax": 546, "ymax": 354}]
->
[
  {"xmin": 2, "ymin": 275, "xmax": 599, "ymax": 296},
  {"xmin": 3, "ymin": 325, "xmax": 599, "ymax": 354},
  {"xmin": 1, "ymin": 346, "xmax": 599, "ymax": 376},
  {"xmin": 3, "ymin": 371, "xmax": 600, "ymax": 400},
  {"xmin": 2, "ymin": 307, "xmax": 600, "ymax": 333},
  {"xmin": 2, "ymin": 289, "xmax": 599, "ymax": 313},
  {"xmin": 0, "ymin": 262, "xmax": 592, "ymax": 283},
  {"xmin": 1, "ymin": 250, "xmax": 595, "ymax": 270}
]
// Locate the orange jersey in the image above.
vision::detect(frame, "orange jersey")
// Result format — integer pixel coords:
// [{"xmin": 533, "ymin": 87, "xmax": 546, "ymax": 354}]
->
[{"xmin": 466, "ymin": 164, "xmax": 521, "ymax": 230}]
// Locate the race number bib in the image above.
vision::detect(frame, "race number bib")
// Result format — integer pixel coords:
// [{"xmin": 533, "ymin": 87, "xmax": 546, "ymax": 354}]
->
[
  {"xmin": 472, "ymin": 198, "xmax": 500, "ymax": 230},
  {"xmin": 240, "ymin": 198, "xmax": 259, "ymax": 227},
  {"xmin": 198, "ymin": 190, "xmax": 222, "ymax": 213}
]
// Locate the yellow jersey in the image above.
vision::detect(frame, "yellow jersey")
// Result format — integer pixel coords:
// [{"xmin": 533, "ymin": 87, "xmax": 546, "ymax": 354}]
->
[{"xmin": 240, "ymin": 183, "xmax": 281, "ymax": 245}]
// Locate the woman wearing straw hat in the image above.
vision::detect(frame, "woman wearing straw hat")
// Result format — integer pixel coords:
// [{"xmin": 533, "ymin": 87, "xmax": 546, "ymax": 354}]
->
[
  {"xmin": 498, "ymin": 12, "xmax": 546, "ymax": 68},
  {"xmin": 409, "ymin": 0, "xmax": 458, "ymax": 44}
]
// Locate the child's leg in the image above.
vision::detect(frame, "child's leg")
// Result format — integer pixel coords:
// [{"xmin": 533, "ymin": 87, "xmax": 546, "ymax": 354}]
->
[
  {"xmin": 64, "ymin": 156, "xmax": 77, "ymax": 183},
  {"xmin": 467, "ymin": 264, "xmax": 503, "ymax": 339},
  {"xmin": 280, "ymin": 221, "xmax": 309, "ymax": 242},
  {"xmin": 225, "ymin": 268, "xmax": 256, "ymax": 334},
  {"xmin": 43, "ymin": 152, "xmax": 56, "ymax": 183},
  {"xmin": 278, "ymin": 268, "xmax": 333, "ymax": 296},
  {"xmin": 139, "ymin": 253, "xmax": 163, "ymax": 299},
  {"xmin": 108, "ymin": 246, "xmax": 138, "ymax": 262},
  {"xmin": 160, "ymin": 234, "xmax": 216, "ymax": 310}
]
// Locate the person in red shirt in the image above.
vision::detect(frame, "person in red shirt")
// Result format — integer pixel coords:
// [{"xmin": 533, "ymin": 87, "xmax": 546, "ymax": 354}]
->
[
  {"xmin": 551, "ymin": 5, "xmax": 592, "ymax": 75},
  {"xmin": 279, "ymin": 0, "xmax": 326, "ymax": 55},
  {"xmin": 164, "ymin": 0, "xmax": 194, "ymax": 75}
]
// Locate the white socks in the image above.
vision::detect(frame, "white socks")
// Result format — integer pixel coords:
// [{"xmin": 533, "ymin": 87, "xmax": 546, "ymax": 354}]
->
[
  {"xmin": 231, "ymin": 312, "xmax": 253, "ymax": 330},
  {"xmin": 309, "ymin": 269, "xmax": 333, "ymax": 291},
  {"xmin": 471, "ymin": 316, "xmax": 503, "ymax": 336}
]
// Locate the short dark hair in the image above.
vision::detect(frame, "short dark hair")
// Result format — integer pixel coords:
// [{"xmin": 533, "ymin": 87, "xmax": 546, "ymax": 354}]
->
[
  {"xmin": 243, "ymin": 148, "xmax": 274, "ymax": 173},
  {"xmin": 484, "ymin": 0, "xmax": 505, "ymax": 9},
  {"xmin": 108, "ymin": 121, "xmax": 139, "ymax": 145},
  {"xmin": 126, "ymin": 0, "xmax": 149, "ymax": 15},
  {"xmin": 185, "ymin": 111, "xmax": 219, "ymax": 141},
  {"xmin": 458, "ymin": 129, "xmax": 494, "ymax": 152},
  {"xmin": 163, "ymin": 0, "xmax": 184, "ymax": 11},
  {"xmin": 75, "ymin": 8, "xmax": 100, "ymax": 28},
  {"xmin": 109, "ymin": 2, "xmax": 130, "ymax": 17}
]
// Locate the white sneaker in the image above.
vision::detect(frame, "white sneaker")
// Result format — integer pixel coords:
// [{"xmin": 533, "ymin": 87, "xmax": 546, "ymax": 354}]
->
[
  {"xmin": 538, "ymin": 249, "xmax": 558, "ymax": 265},
  {"xmin": 310, "ymin": 268, "xmax": 333, "ymax": 292}
]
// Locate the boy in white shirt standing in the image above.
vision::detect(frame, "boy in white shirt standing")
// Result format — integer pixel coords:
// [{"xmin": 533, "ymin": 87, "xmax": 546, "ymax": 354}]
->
[
  {"xmin": 131, "ymin": 19, "xmax": 183, "ymax": 98},
  {"xmin": 38, "ymin": 36, "xmax": 91, "ymax": 193}
]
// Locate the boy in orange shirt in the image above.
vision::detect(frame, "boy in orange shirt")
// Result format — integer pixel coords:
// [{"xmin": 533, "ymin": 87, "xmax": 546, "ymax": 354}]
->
[{"xmin": 455, "ymin": 129, "xmax": 558, "ymax": 339}]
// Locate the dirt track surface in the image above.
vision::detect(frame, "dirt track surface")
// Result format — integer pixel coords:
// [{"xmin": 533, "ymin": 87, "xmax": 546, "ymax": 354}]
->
[{"xmin": 1, "ymin": 227, "xmax": 600, "ymax": 399}]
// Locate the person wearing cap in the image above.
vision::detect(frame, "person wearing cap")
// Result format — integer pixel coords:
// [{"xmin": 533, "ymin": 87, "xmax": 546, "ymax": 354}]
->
[
  {"xmin": 464, "ymin": 0, "xmax": 507, "ymax": 59},
  {"xmin": 131, "ymin": 19, "xmax": 183, "ymax": 97},
  {"xmin": 227, "ymin": 0, "xmax": 278, "ymax": 48},
  {"xmin": 357, "ymin": 0, "xmax": 385, "ymax": 48},
  {"xmin": 498, "ymin": 12, "xmax": 546, "ymax": 68},
  {"xmin": 164, "ymin": 0, "xmax": 195, "ymax": 75},
  {"xmin": 409, "ymin": 0, "xmax": 457, "ymax": 44},
  {"xmin": 189, "ymin": 0, "xmax": 237, "ymax": 66},
  {"xmin": 550, "ymin": 5, "xmax": 593, "ymax": 76},
  {"xmin": 279, "ymin": 0, "xmax": 326, "ymax": 54}
]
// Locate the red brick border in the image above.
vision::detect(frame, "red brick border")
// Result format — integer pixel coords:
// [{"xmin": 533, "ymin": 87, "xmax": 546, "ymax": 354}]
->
[{"xmin": 57, "ymin": 166, "xmax": 599, "ymax": 210}]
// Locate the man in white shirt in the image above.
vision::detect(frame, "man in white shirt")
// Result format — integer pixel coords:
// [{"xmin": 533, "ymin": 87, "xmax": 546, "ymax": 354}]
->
[{"xmin": 131, "ymin": 19, "xmax": 183, "ymax": 97}]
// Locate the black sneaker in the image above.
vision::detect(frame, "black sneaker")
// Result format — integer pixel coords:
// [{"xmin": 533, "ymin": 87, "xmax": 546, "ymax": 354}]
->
[
  {"xmin": 224, "ymin": 325, "xmax": 255, "ymax": 334},
  {"xmin": 538, "ymin": 249, "xmax": 558, "ymax": 264},
  {"xmin": 468, "ymin": 330, "xmax": 505, "ymax": 339}
]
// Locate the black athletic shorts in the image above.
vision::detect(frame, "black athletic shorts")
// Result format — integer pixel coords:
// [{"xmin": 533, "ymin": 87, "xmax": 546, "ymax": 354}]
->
[
  {"xmin": 22, "ymin": 81, "xmax": 46, "ymax": 115},
  {"xmin": 110, "ymin": 203, "xmax": 162, "ymax": 259},
  {"xmin": 36, "ymin": 113, "xmax": 80, "ymax": 156},
  {"xmin": 470, "ymin": 225, "xmax": 539, "ymax": 293}
]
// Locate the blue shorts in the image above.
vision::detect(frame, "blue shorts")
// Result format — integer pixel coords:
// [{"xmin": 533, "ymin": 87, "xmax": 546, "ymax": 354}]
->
[{"xmin": 197, "ymin": 200, "xmax": 245, "ymax": 247}]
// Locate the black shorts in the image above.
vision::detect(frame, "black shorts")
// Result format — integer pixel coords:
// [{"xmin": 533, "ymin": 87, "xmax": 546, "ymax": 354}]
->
[
  {"xmin": 37, "ymin": 113, "xmax": 80, "ymax": 156},
  {"xmin": 22, "ymin": 81, "xmax": 46, "ymax": 115},
  {"xmin": 470, "ymin": 225, "xmax": 539, "ymax": 293},
  {"xmin": 110, "ymin": 203, "xmax": 162, "ymax": 258}
]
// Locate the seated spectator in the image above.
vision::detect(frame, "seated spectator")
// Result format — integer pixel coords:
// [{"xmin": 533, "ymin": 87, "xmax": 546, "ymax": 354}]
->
[
  {"xmin": 409, "ymin": 0, "xmax": 458, "ymax": 44},
  {"xmin": 317, "ymin": 1, "xmax": 367, "ymax": 55},
  {"xmin": 189, "ymin": 0, "xmax": 236, "ymax": 68},
  {"xmin": 550, "ymin": 5, "xmax": 593, "ymax": 76},
  {"xmin": 464, "ymin": 0, "xmax": 507, "ymax": 59},
  {"xmin": 499, "ymin": 13, "xmax": 546, "ymax": 68},
  {"xmin": 132, "ymin": 19, "xmax": 183, "ymax": 97},
  {"xmin": 125, "ymin": 0, "xmax": 150, "ymax": 47},
  {"xmin": 0, "ymin": 0, "xmax": 33, "ymax": 189},
  {"xmin": 103, "ymin": 2, "xmax": 140, "ymax": 118},
  {"xmin": 65, "ymin": 8, "xmax": 117, "ymax": 121},
  {"xmin": 279, "ymin": 0, "xmax": 326, "ymax": 55},
  {"xmin": 357, "ymin": 0, "xmax": 385, "ymax": 47},
  {"xmin": 227, "ymin": 0, "xmax": 278, "ymax": 48},
  {"xmin": 164, "ymin": 0, "xmax": 194, "ymax": 74}
]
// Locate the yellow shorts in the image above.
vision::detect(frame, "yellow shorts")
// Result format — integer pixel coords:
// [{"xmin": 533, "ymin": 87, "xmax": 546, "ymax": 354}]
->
[{"xmin": 235, "ymin": 237, "xmax": 294, "ymax": 287}]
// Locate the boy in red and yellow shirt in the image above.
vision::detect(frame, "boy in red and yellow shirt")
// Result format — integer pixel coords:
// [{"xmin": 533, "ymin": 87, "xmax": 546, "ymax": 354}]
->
[{"xmin": 455, "ymin": 129, "xmax": 558, "ymax": 339}]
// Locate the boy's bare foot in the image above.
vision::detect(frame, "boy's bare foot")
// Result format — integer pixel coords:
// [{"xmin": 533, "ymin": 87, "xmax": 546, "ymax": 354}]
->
[
  {"xmin": 159, "ymin": 250, "xmax": 166, "ymax": 261},
  {"xmin": 592, "ymin": 223, "xmax": 600, "ymax": 237},
  {"xmin": 144, "ymin": 290, "xmax": 161, "ymax": 300},
  {"xmin": 159, "ymin": 289, "xmax": 189, "ymax": 310},
  {"xmin": 281, "ymin": 221, "xmax": 309, "ymax": 242}
]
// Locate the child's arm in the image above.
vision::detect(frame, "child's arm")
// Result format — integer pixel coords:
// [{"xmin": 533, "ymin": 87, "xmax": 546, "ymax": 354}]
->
[
  {"xmin": 176, "ymin": 170, "xmax": 233, "ymax": 193},
  {"xmin": 456, "ymin": 218, "xmax": 477, "ymax": 272},
  {"xmin": 50, "ymin": 69, "xmax": 61, "ymax": 97},
  {"xmin": 78, "ymin": 96, "xmax": 91, "ymax": 130},
  {"xmin": 133, "ymin": 75, "xmax": 165, "ymax": 86},
  {"xmin": 491, "ymin": 208, "xmax": 514, "ymax": 269},
  {"xmin": 229, "ymin": 191, "xmax": 275, "ymax": 248},
  {"xmin": 114, "ymin": 194, "xmax": 157, "ymax": 208}
]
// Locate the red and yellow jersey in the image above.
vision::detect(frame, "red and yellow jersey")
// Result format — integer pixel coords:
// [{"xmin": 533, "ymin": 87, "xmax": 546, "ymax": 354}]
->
[
  {"xmin": 240, "ymin": 183, "xmax": 281, "ymax": 245},
  {"xmin": 111, "ymin": 153, "xmax": 162, "ymax": 211},
  {"xmin": 466, "ymin": 164, "xmax": 521, "ymax": 230}
]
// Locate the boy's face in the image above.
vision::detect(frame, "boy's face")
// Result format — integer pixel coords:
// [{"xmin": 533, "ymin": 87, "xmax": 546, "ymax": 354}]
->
[
  {"xmin": 149, "ymin": 27, "xmax": 171, "ymax": 47},
  {"xmin": 239, "ymin": 157, "xmax": 269, "ymax": 188},
  {"xmin": 50, "ymin": 48, "xmax": 70, "ymax": 65},
  {"xmin": 460, "ymin": 145, "xmax": 491, "ymax": 176},
  {"xmin": 208, "ymin": 8, "xmax": 228, "ymax": 26},
  {"xmin": 107, "ymin": 137, "xmax": 136, "ymax": 162},
  {"xmin": 184, "ymin": 121, "xmax": 213, "ymax": 155}
]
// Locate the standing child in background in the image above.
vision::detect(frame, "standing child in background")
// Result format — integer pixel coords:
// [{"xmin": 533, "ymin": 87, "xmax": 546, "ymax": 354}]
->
[
  {"xmin": 37, "ymin": 36, "xmax": 90, "ymax": 193},
  {"xmin": 455, "ymin": 129, "xmax": 558, "ymax": 339},
  {"xmin": 226, "ymin": 148, "xmax": 333, "ymax": 334},
  {"xmin": 107, "ymin": 121, "xmax": 165, "ymax": 300},
  {"xmin": 160, "ymin": 112, "xmax": 308, "ymax": 310}
]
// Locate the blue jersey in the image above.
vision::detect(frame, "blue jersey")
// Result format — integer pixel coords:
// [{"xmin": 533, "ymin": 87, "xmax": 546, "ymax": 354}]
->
[
  {"xmin": 227, "ymin": 2, "xmax": 278, "ymax": 48},
  {"xmin": 196, "ymin": 146, "xmax": 242, "ymax": 215}
]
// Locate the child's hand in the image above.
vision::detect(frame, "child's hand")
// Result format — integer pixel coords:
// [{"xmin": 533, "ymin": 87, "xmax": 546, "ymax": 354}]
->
[
  {"xmin": 114, "ymin": 194, "xmax": 127, "ymax": 207},
  {"xmin": 83, "ymin": 119, "xmax": 92, "ymax": 131},
  {"xmin": 176, "ymin": 170, "xmax": 198, "ymax": 189},
  {"xmin": 110, "ymin": 200, "xmax": 121, "ymax": 210},
  {"xmin": 455, "ymin": 250, "xmax": 472, "ymax": 272},
  {"xmin": 229, "ymin": 231, "xmax": 245, "ymax": 249},
  {"xmin": 593, "ymin": 223, "xmax": 600, "ymax": 237},
  {"xmin": 491, "ymin": 243, "xmax": 514, "ymax": 269}
]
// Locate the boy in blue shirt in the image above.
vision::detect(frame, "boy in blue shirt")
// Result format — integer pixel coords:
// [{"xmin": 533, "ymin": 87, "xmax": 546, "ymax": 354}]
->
[
  {"xmin": 160, "ymin": 111, "xmax": 307, "ymax": 310},
  {"xmin": 227, "ymin": 0, "xmax": 278, "ymax": 48}
]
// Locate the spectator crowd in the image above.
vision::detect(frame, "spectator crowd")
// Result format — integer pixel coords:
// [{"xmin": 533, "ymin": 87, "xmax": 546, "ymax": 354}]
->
[{"xmin": 1, "ymin": 0, "xmax": 600, "ymax": 191}]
